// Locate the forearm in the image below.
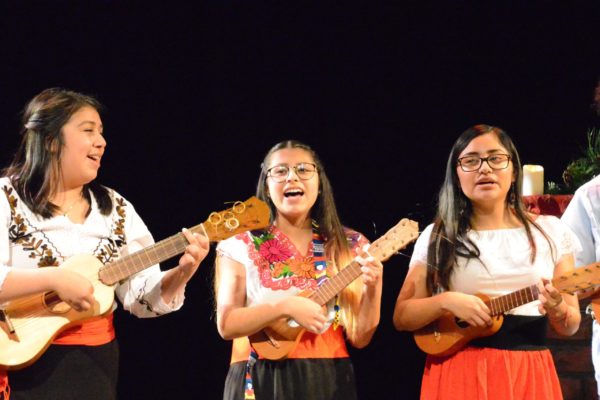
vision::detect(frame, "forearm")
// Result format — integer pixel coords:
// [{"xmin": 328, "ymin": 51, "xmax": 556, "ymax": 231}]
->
[
  {"xmin": 160, "ymin": 265, "xmax": 192, "ymax": 305},
  {"xmin": 217, "ymin": 300, "xmax": 291, "ymax": 340},
  {"xmin": 393, "ymin": 293, "xmax": 449, "ymax": 331},
  {"xmin": 548, "ymin": 295, "xmax": 581, "ymax": 336},
  {"xmin": 0, "ymin": 268, "xmax": 61, "ymax": 302},
  {"xmin": 348, "ymin": 282, "xmax": 382, "ymax": 348}
]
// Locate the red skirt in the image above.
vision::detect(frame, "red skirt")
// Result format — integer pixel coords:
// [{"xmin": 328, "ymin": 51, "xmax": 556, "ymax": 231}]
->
[{"xmin": 421, "ymin": 347, "xmax": 562, "ymax": 400}]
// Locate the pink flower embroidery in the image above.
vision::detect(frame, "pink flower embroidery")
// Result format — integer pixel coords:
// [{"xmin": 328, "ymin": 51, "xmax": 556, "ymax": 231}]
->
[{"xmin": 259, "ymin": 239, "xmax": 292, "ymax": 263}]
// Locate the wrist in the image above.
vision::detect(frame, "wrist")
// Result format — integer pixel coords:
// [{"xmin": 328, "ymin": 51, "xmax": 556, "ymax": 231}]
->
[
  {"xmin": 276, "ymin": 298, "xmax": 292, "ymax": 318},
  {"xmin": 43, "ymin": 268, "xmax": 63, "ymax": 292},
  {"xmin": 548, "ymin": 302, "xmax": 569, "ymax": 324},
  {"xmin": 175, "ymin": 264, "xmax": 194, "ymax": 281},
  {"xmin": 438, "ymin": 292, "xmax": 452, "ymax": 313}
]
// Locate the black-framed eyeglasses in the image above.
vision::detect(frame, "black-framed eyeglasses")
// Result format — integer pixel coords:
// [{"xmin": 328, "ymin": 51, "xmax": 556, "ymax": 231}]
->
[
  {"xmin": 266, "ymin": 163, "xmax": 318, "ymax": 183},
  {"xmin": 457, "ymin": 154, "xmax": 512, "ymax": 172}
]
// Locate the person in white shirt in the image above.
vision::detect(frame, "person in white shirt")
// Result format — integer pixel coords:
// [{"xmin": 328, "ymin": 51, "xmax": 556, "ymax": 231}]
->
[
  {"xmin": 561, "ymin": 174, "xmax": 600, "ymax": 397},
  {"xmin": 0, "ymin": 88, "xmax": 209, "ymax": 400},
  {"xmin": 394, "ymin": 124, "xmax": 581, "ymax": 400},
  {"xmin": 214, "ymin": 140, "xmax": 383, "ymax": 400}
]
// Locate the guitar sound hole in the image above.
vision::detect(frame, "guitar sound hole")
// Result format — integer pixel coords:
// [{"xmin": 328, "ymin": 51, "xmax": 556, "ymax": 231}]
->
[
  {"xmin": 455, "ymin": 318, "xmax": 469, "ymax": 329},
  {"xmin": 43, "ymin": 292, "xmax": 71, "ymax": 314}
]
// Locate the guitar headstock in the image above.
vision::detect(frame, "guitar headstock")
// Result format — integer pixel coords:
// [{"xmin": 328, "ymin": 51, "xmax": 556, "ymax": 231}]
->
[
  {"xmin": 195, "ymin": 197, "xmax": 270, "ymax": 242},
  {"xmin": 367, "ymin": 218, "xmax": 419, "ymax": 262},
  {"xmin": 554, "ymin": 262, "xmax": 600, "ymax": 295}
]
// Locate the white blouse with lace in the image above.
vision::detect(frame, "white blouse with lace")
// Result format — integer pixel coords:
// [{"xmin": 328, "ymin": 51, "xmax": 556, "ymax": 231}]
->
[{"xmin": 410, "ymin": 215, "xmax": 581, "ymax": 316}]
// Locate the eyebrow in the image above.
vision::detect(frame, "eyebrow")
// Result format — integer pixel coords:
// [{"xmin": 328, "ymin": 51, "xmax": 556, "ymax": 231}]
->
[
  {"xmin": 270, "ymin": 162, "xmax": 314, "ymax": 166},
  {"xmin": 460, "ymin": 149, "xmax": 506, "ymax": 157},
  {"xmin": 78, "ymin": 120, "xmax": 103, "ymax": 129}
]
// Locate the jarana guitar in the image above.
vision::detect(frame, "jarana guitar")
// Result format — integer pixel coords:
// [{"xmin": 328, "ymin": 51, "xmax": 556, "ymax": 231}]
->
[
  {"xmin": 0, "ymin": 196, "xmax": 269, "ymax": 370},
  {"xmin": 414, "ymin": 262, "xmax": 600, "ymax": 357},
  {"xmin": 249, "ymin": 218, "xmax": 419, "ymax": 360}
]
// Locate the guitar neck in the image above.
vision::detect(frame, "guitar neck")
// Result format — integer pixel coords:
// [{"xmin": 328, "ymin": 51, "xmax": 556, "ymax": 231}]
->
[
  {"xmin": 482, "ymin": 262, "xmax": 600, "ymax": 316},
  {"xmin": 485, "ymin": 285, "xmax": 540, "ymax": 316},
  {"xmin": 98, "ymin": 223, "xmax": 207, "ymax": 285},
  {"xmin": 307, "ymin": 218, "xmax": 418, "ymax": 306},
  {"xmin": 309, "ymin": 261, "xmax": 362, "ymax": 306}
]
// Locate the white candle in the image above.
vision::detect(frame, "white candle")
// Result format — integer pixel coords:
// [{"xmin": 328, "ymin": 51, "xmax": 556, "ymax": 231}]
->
[{"xmin": 522, "ymin": 165, "xmax": 544, "ymax": 195}]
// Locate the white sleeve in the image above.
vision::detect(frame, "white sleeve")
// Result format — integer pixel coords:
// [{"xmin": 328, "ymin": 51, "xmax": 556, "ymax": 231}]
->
[
  {"xmin": 216, "ymin": 234, "xmax": 250, "ymax": 265},
  {"xmin": 114, "ymin": 197, "xmax": 180, "ymax": 318},
  {"xmin": 561, "ymin": 189, "xmax": 596, "ymax": 266},
  {"xmin": 540, "ymin": 215, "xmax": 582, "ymax": 261},
  {"xmin": 0, "ymin": 188, "xmax": 12, "ymax": 291},
  {"xmin": 409, "ymin": 223, "xmax": 433, "ymax": 269}
]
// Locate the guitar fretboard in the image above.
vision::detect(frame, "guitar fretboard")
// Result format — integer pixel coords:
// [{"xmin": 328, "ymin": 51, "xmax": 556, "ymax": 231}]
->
[
  {"xmin": 486, "ymin": 285, "xmax": 540, "ymax": 316},
  {"xmin": 307, "ymin": 220, "xmax": 418, "ymax": 306},
  {"xmin": 309, "ymin": 261, "xmax": 362, "ymax": 305},
  {"xmin": 98, "ymin": 223, "xmax": 206, "ymax": 285}
]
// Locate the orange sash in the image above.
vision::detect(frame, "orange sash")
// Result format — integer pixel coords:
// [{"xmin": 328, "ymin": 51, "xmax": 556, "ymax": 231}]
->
[
  {"xmin": 0, "ymin": 313, "xmax": 115, "ymax": 399},
  {"xmin": 52, "ymin": 313, "xmax": 115, "ymax": 346}
]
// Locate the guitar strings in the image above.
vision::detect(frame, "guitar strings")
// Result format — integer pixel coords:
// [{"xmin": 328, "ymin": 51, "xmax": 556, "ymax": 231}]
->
[
  {"xmin": 0, "ymin": 227, "xmax": 424, "ymax": 332},
  {"xmin": 7, "ymin": 231, "xmax": 195, "ymax": 330},
  {"xmin": 2, "ymin": 206, "xmax": 251, "ymax": 335}
]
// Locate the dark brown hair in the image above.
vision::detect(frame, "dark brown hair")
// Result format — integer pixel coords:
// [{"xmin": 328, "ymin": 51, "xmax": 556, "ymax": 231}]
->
[{"xmin": 3, "ymin": 88, "xmax": 112, "ymax": 218}]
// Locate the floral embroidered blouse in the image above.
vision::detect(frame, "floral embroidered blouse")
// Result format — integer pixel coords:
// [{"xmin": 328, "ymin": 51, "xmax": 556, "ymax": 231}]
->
[
  {"xmin": 217, "ymin": 224, "xmax": 368, "ymax": 331},
  {"xmin": 0, "ymin": 177, "xmax": 183, "ymax": 317}
]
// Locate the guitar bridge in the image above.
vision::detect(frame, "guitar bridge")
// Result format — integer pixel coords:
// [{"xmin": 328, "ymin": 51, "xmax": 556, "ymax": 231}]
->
[
  {"xmin": 0, "ymin": 309, "xmax": 15, "ymax": 334},
  {"xmin": 433, "ymin": 329, "xmax": 441, "ymax": 343},
  {"xmin": 264, "ymin": 329, "xmax": 281, "ymax": 349}
]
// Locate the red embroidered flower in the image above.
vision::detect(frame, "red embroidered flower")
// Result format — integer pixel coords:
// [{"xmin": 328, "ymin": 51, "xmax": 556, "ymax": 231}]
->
[{"xmin": 259, "ymin": 239, "xmax": 292, "ymax": 263}]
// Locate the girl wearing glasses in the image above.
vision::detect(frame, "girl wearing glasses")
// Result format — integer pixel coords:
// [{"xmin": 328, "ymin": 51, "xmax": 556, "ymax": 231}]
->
[
  {"xmin": 215, "ymin": 140, "xmax": 383, "ymax": 399},
  {"xmin": 393, "ymin": 125, "xmax": 580, "ymax": 399}
]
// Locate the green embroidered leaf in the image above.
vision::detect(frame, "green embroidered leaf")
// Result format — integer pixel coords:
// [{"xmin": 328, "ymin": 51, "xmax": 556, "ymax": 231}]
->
[{"xmin": 252, "ymin": 232, "xmax": 274, "ymax": 249}]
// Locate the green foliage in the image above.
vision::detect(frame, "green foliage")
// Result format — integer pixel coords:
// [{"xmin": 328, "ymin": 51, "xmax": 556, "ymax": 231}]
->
[{"xmin": 546, "ymin": 128, "xmax": 600, "ymax": 194}]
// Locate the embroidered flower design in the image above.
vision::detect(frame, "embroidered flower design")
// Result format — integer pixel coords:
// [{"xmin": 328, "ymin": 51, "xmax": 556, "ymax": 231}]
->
[
  {"xmin": 288, "ymin": 258, "xmax": 315, "ymax": 279},
  {"xmin": 272, "ymin": 262, "xmax": 289, "ymax": 278},
  {"xmin": 3, "ymin": 184, "xmax": 127, "ymax": 268},
  {"xmin": 259, "ymin": 239, "xmax": 292, "ymax": 263},
  {"xmin": 241, "ymin": 226, "xmax": 363, "ymax": 291}
]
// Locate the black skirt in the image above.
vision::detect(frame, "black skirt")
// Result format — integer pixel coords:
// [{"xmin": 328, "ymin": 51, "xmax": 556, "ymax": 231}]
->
[
  {"xmin": 8, "ymin": 339, "xmax": 119, "ymax": 400},
  {"xmin": 224, "ymin": 358, "xmax": 357, "ymax": 400}
]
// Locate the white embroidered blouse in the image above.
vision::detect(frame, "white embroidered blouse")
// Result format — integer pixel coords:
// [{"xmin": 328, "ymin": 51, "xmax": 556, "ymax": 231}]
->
[
  {"xmin": 0, "ymin": 177, "xmax": 183, "ymax": 317},
  {"xmin": 217, "ymin": 225, "xmax": 368, "ymax": 331}
]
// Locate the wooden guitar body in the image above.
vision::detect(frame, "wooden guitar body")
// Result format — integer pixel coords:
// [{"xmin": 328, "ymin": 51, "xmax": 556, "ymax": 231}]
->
[
  {"xmin": 0, "ymin": 255, "xmax": 114, "ymax": 369},
  {"xmin": 248, "ymin": 290, "xmax": 314, "ymax": 360},
  {"xmin": 414, "ymin": 262, "xmax": 600, "ymax": 357},
  {"xmin": 413, "ymin": 295, "xmax": 503, "ymax": 357},
  {"xmin": 248, "ymin": 316, "xmax": 306, "ymax": 361}
]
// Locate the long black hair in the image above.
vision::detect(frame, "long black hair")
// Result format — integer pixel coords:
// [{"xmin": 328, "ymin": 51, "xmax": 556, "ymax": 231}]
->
[{"xmin": 3, "ymin": 88, "xmax": 112, "ymax": 218}]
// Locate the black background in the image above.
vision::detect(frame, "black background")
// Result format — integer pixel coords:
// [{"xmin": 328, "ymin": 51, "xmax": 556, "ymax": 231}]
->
[{"xmin": 1, "ymin": 2, "xmax": 600, "ymax": 399}]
